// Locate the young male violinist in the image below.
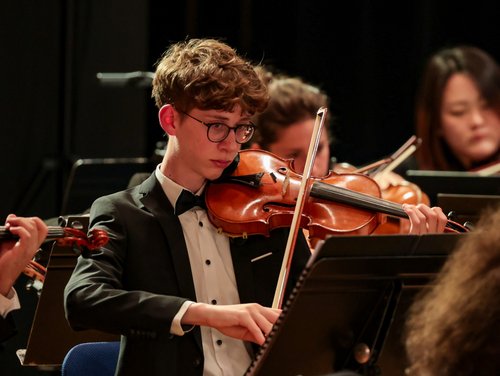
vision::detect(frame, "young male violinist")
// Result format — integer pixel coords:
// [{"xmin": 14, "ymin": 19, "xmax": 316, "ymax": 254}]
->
[{"xmin": 64, "ymin": 38, "xmax": 448, "ymax": 376}]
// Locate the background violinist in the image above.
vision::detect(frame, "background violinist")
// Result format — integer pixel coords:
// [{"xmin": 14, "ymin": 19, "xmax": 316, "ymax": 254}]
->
[
  {"xmin": 250, "ymin": 67, "xmax": 448, "ymax": 235},
  {"xmin": 415, "ymin": 45, "xmax": 500, "ymax": 171},
  {"xmin": 250, "ymin": 66, "xmax": 333, "ymax": 178}
]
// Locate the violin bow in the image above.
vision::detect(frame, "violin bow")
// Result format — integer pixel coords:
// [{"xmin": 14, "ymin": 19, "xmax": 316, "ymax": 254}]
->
[
  {"xmin": 354, "ymin": 158, "xmax": 392, "ymax": 174},
  {"xmin": 272, "ymin": 107, "xmax": 328, "ymax": 309},
  {"xmin": 368, "ymin": 135, "xmax": 421, "ymax": 177}
]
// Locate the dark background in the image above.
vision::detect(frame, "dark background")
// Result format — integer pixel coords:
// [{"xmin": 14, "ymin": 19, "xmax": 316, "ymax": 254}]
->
[
  {"xmin": 1, "ymin": 1, "xmax": 500, "ymax": 374},
  {"xmin": 2, "ymin": 1, "xmax": 500, "ymax": 221}
]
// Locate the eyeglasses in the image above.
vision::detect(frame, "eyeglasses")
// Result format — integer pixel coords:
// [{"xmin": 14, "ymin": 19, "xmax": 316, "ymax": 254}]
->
[{"xmin": 179, "ymin": 110, "xmax": 255, "ymax": 144}]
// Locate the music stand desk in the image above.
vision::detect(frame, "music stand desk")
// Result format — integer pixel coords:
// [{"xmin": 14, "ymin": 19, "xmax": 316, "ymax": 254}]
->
[
  {"xmin": 437, "ymin": 193, "xmax": 500, "ymax": 225},
  {"xmin": 246, "ymin": 233, "xmax": 465, "ymax": 376},
  {"xmin": 405, "ymin": 170, "xmax": 500, "ymax": 206}
]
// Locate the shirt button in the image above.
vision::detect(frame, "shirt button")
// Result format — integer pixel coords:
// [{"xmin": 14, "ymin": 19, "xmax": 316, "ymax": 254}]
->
[
  {"xmin": 205, "ymin": 259, "xmax": 211, "ymax": 265},
  {"xmin": 211, "ymin": 299, "xmax": 217, "ymax": 305},
  {"xmin": 193, "ymin": 358, "xmax": 202, "ymax": 367},
  {"xmin": 216, "ymin": 339, "xmax": 223, "ymax": 346},
  {"xmin": 198, "ymin": 221, "xmax": 203, "ymax": 227}
]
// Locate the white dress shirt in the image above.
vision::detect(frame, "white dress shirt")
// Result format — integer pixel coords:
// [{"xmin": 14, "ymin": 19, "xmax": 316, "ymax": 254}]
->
[
  {"xmin": 0, "ymin": 288, "xmax": 20, "ymax": 318},
  {"xmin": 155, "ymin": 167, "xmax": 252, "ymax": 376}
]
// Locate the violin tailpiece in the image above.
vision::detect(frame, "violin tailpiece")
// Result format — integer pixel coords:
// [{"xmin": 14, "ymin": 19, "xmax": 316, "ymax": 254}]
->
[{"xmin": 214, "ymin": 172, "xmax": 265, "ymax": 187}]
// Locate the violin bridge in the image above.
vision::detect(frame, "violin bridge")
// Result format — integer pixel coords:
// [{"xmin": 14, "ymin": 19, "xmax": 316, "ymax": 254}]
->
[
  {"xmin": 217, "ymin": 227, "xmax": 249, "ymax": 240},
  {"xmin": 282, "ymin": 171, "xmax": 290, "ymax": 196}
]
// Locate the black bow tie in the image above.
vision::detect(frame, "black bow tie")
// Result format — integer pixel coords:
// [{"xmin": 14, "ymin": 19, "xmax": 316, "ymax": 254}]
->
[{"xmin": 175, "ymin": 189, "xmax": 206, "ymax": 215}]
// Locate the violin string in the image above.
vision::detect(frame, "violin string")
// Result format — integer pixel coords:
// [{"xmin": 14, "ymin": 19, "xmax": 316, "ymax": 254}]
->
[
  {"xmin": 311, "ymin": 182, "xmax": 464, "ymax": 232},
  {"xmin": 311, "ymin": 182, "xmax": 408, "ymax": 218},
  {"xmin": 46, "ymin": 226, "xmax": 66, "ymax": 240},
  {"xmin": 48, "ymin": 227, "xmax": 65, "ymax": 234}
]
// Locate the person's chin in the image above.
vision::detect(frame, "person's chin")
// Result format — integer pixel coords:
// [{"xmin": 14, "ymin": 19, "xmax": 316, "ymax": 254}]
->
[
  {"xmin": 204, "ymin": 167, "xmax": 225, "ymax": 181},
  {"xmin": 471, "ymin": 143, "xmax": 497, "ymax": 159}
]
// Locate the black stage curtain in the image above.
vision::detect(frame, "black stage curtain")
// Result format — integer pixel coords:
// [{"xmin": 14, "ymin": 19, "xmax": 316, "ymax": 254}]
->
[
  {"xmin": 1, "ymin": 0, "xmax": 148, "ymax": 221},
  {"xmin": 155, "ymin": 0, "xmax": 500, "ymax": 166},
  {"xmin": 3, "ymin": 0, "xmax": 500, "ymax": 220}
]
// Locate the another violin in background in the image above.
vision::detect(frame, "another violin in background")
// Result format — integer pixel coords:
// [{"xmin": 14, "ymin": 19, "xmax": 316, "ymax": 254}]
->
[
  {"xmin": 0, "ymin": 218, "xmax": 108, "ymax": 286},
  {"xmin": 333, "ymin": 136, "xmax": 431, "ymax": 233}
]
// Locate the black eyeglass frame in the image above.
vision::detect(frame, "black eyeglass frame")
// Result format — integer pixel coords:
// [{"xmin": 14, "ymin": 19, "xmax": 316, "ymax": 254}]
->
[{"xmin": 178, "ymin": 110, "xmax": 256, "ymax": 144}]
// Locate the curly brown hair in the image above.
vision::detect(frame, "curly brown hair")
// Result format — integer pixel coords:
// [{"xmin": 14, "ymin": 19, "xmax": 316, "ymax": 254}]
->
[
  {"xmin": 151, "ymin": 38, "xmax": 269, "ymax": 115},
  {"xmin": 404, "ymin": 206, "xmax": 500, "ymax": 375}
]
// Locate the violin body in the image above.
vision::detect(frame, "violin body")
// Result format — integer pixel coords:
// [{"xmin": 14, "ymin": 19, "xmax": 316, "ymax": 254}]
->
[
  {"xmin": 333, "ymin": 162, "xmax": 431, "ymax": 234},
  {"xmin": 381, "ymin": 181, "xmax": 430, "ymax": 206},
  {"xmin": 206, "ymin": 150, "xmax": 384, "ymax": 239},
  {"xmin": 373, "ymin": 181, "xmax": 430, "ymax": 234}
]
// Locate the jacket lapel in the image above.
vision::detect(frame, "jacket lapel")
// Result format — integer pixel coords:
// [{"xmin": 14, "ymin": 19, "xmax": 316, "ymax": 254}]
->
[
  {"xmin": 138, "ymin": 174, "xmax": 202, "ymax": 349},
  {"xmin": 138, "ymin": 174, "xmax": 197, "ymax": 301}
]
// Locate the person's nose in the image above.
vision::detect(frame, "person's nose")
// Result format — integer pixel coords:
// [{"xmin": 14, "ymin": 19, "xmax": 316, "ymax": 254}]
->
[
  {"xmin": 470, "ymin": 106, "xmax": 486, "ymax": 128},
  {"xmin": 218, "ymin": 130, "xmax": 240, "ymax": 152}
]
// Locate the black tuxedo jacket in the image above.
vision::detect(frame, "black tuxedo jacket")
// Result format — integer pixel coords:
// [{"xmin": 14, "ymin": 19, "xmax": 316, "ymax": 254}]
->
[{"xmin": 64, "ymin": 173, "xmax": 310, "ymax": 376}]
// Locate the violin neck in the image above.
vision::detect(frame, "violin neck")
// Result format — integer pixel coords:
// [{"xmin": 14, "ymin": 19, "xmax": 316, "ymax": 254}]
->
[
  {"xmin": 0, "ymin": 226, "xmax": 65, "ymax": 242},
  {"xmin": 310, "ymin": 181, "xmax": 408, "ymax": 219},
  {"xmin": 310, "ymin": 182, "xmax": 468, "ymax": 233}
]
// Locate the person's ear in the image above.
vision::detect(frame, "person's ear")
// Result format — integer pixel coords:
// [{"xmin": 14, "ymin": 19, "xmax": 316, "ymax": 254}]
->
[{"xmin": 158, "ymin": 105, "xmax": 176, "ymax": 135}]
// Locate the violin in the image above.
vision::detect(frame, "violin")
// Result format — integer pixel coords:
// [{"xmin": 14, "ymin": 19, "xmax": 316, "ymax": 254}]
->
[
  {"xmin": 205, "ymin": 149, "xmax": 467, "ymax": 240},
  {"xmin": 225, "ymin": 109, "xmax": 464, "ymax": 310},
  {"xmin": 333, "ymin": 136, "xmax": 431, "ymax": 234},
  {"xmin": 333, "ymin": 164, "xmax": 431, "ymax": 234},
  {"xmin": 333, "ymin": 163, "xmax": 429, "ymax": 204},
  {"xmin": 374, "ymin": 180, "xmax": 431, "ymax": 234},
  {"xmin": 0, "ymin": 224, "xmax": 108, "ymax": 283}
]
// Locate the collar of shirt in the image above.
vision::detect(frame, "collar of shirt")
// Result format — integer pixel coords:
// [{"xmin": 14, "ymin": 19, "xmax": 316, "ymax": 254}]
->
[{"xmin": 154, "ymin": 165, "xmax": 206, "ymax": 214}]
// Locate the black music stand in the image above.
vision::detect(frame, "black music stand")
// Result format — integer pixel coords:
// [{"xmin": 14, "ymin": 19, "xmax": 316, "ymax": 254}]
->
[
  {"xmin": 437, "ymin": 193, "xmax": 500, "ymax": 226},
  {"xmin": 18, "ymin": 216, "xmax": 118, "ymax": 370},
  {"xmin": 405, "ymin": 170, "xmax": 500, "ymax": 206},
  {"xmin": 246, "ymin": 233, "xmax": 465, "ymax": 376},
  {"xmin": 61, "ymin": 157, "xmax": 152, "ymax": 215}
]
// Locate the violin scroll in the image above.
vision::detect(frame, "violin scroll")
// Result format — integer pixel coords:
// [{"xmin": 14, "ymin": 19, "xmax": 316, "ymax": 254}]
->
[
  {"xmin": 0, "ymin": 217, "xmax": 110, "ymax": 285},
  {"xmin": 56, "ymin": 228, "xmax": 109, "ymax": 257}
]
